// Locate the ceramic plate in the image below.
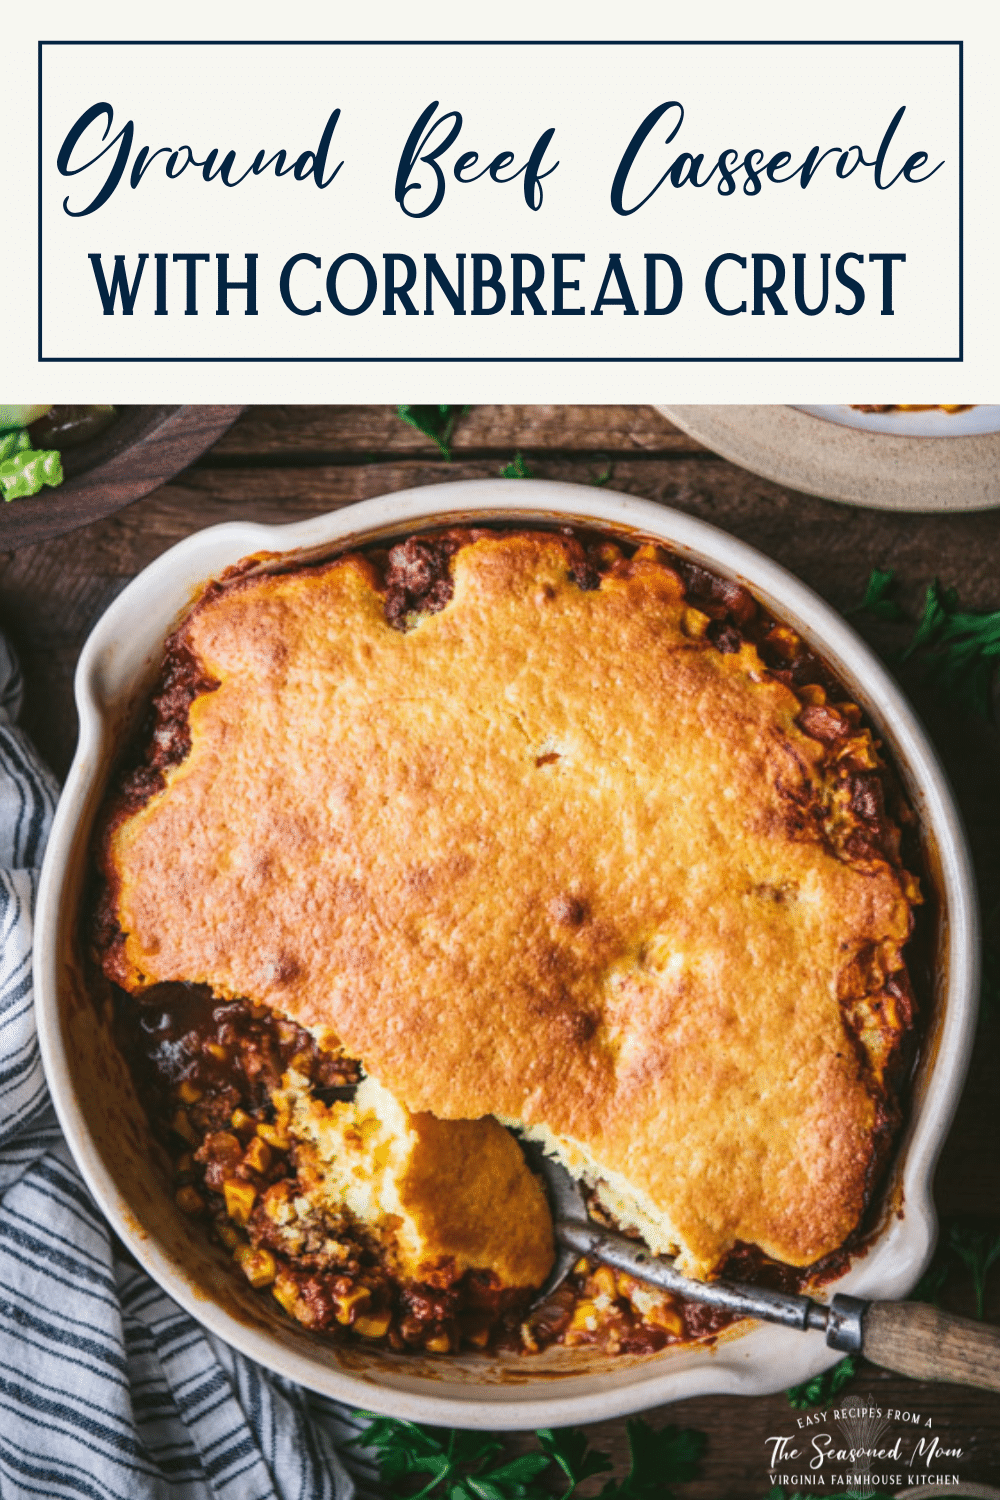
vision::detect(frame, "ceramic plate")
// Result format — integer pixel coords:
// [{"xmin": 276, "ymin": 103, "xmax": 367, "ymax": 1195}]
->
[{"xmin": 658, "ymin": 405, "xmax": 1000, "ymax": 512}]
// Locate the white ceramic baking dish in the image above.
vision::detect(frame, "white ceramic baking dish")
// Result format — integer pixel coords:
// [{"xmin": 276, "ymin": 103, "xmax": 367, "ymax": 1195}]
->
[{"xmin": 35, "ymin": 479, "xmax": 979, "ymax": 1430}]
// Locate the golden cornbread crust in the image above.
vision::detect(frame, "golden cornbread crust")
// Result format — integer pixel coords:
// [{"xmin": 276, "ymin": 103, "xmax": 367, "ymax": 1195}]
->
[{"xmin": 97, "ymin": 529, "xmax": 919, "ymax": 1280}]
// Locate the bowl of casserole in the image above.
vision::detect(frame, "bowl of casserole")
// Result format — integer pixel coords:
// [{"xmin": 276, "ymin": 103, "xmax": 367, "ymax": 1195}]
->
[
  {"xmin": 794, "ymin": 405, "xmax": 1000, "ymax": 439},
  {"xmin": 34, "ymin": 479, "xmax": 979, "ymax": 1429}
]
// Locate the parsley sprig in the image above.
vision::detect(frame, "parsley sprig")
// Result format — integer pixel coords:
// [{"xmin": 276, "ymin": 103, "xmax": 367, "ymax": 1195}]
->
[
  {"xmin": 913, "ymin": 1219, "xmax": 1000, "ymax": 1319},
  {"xmin": 785, "ymin": 1353, "xmax": 858, "ymax": 1410},
  {"xmin": 901, "ymin": 579, "xmax": 1000, "ymax": 718},
  {"xmin": 847, "ymin": 566, "xmax": 905, "ymax": 623},
  {"xmin": 852, "ymin": 567, "xmax": 1000, "ymax": 718},
  {"xmin": 353, "ymin": 1415, "xmax": 705, "ymax": 1499},
  {"xmin": 500, "ymin": 451, "xmax": 533, "ymax": 479},
  {"xmin": 396, "ymin": 405, "xmax": 469, "ymax": 461},
  {"xmin": 945, "ymin": 1225, "xmax": 1000, "ymax": 1320},
  {"xmin": 765, "ymin": 1489, "xmax": 868, "ymax": 1500},
  {"xmin": 536, "ymin": 1429, "xmax": 613, "ymax": 1495}
]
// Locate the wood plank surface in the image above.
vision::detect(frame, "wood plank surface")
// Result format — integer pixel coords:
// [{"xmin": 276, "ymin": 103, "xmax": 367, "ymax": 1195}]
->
[
  {"xmin": 1, "ymin": 403, "xmax": 998, "ymax": 1495},
  {"xmin": 207, "ymin": 403, "xmax": 705, "ymax": 458}
]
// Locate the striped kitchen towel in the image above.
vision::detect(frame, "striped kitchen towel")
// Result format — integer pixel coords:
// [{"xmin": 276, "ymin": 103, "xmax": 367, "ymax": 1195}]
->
[{"xmin": 0, "ymin": 636, "xmax": 379, "ymax": 1500}]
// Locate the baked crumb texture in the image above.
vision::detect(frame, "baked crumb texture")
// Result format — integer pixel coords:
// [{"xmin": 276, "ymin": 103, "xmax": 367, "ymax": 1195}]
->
[{"xmin": 97, "ymin": 529, "xmax": 920, "ymax": 1350}]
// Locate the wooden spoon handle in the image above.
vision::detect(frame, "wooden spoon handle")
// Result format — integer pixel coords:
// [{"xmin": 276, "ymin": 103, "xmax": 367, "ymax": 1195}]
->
[{"xmin": 863, "ymin": 1301, "xmax": 1000, "ymax": 1392}]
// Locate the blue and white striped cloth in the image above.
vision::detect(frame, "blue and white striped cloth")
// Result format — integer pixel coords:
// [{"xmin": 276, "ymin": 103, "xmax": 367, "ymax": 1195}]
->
[{"xmin": 0, "ymin": 637, "xmax": 378, "ymax": 1500}]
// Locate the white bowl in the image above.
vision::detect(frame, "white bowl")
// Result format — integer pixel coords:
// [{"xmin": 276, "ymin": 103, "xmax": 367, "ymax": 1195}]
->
[{"xmin": 35, "ymin": 479, "xmax": 979, "ymax": 1429}]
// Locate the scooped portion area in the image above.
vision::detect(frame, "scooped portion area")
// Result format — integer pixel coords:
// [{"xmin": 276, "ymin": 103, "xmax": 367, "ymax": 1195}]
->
[
  {"xmin": 273, "ymin": 1071, "xmax": 554, "ymax": 1289},
  {"xmin": 112, "ymin": 985, "xmax": 563, "ymax": 1354}
]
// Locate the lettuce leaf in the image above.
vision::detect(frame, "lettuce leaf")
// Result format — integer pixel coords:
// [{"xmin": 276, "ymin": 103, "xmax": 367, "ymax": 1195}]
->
[
  {"xmin": 0, "ymin": 432, "xmax": 64, "ymax": 501},
  {"xmin": 0, "ymin": 429, "xmax": 32, "ymax": 463}
]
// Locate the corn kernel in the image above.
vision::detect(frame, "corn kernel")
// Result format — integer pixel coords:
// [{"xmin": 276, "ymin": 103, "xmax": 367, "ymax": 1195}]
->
[
  {"xmin": 176, "ymin": 1079, "xmax": 202, "ymax": 1104},
  {"xmin": 205, "ymin": 1042, "xmax": 228, "ymax": 1061},
  {"xmin": 171, "ymin": 1108, "xmax": 199, "ymax": 1145},
  {"xmin": 568, "ymin": 1300, "xmax": 599, "ymax": 1334},
  {"xmin": 798, "ymin": 682, "xmax": 827, "ymax": 707},
  {"xmin": 256, "ymin": 1120, "xmax": 290, "ymax": 1151},
  {"xmin": 243, "ymin": 1137, "xmax": 272, "ymax": 1174},
  {"xmin": 423, "ymin": 1331, "xmax": 451, "ymax": 1354},
  {"xmin": 216, "ymin": 1223, "xmax": 240, "ymax": 1250},
  {"xmin": 645, "ymin": 1303, "xmax": 685, "ymax": 1336},
  {"xmin": 333, "ymin": 1285, "xmax": 372, "ymax": 1325},
  {"xmin": 235, "ymin": 1245, "xmax": 277, "ymax": 1288},
  {"xmin": 590, "ymin": 1265, "xmax": 617, "ymax": 1300},
  {"xmin": 223, "ymin": 1179, "xmax": 257, "ymax": 1225},
  {"xmin": 572, "ymin": 1257, "xmax": 590, "ymax": 1277},
  {"xmin": 230, "ymin": 1108, "xmax": 255, "ymax": 1136},
  {"xmin": 288, "ymin": 1050, "xmax": 313, "ymax": 1073},
  {"xmin": 460, "ymin": 1314, "xmax": 491, "ymax": 1349},
  {"xmin": 353, "ymin": 1310, "xmax": 392, "ymax": 1340},
  {"xmin": 272, "ymin": 1274, "xmax": 302, "ymax": 1317},
  {"xmin": 765, "ymin": 623, "xmax": 800, "ymax": 661},
  {"xmin": 682, "ymin": 606, "xmax": 711, "ymax": 640},
  {"xmin": 175, "ymin": 1186, "xmax": 204, "ymax": 1215}
]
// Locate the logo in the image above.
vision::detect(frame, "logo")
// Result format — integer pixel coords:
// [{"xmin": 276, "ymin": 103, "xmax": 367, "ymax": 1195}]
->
[{"xmin": 765, "ymin": 1395, "xmax": 966, "ymax": 1496}]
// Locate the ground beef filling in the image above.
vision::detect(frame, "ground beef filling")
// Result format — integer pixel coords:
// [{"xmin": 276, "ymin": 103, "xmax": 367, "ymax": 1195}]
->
[{"xmin": 112, "ymin": 983, "xmax": 749, "ymax": 1356}]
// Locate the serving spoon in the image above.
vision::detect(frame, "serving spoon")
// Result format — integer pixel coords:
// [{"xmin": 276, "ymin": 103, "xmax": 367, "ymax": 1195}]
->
[{"xmin": 523, "ymin": 1141, "xmax": 1000, "ymax": 1393}]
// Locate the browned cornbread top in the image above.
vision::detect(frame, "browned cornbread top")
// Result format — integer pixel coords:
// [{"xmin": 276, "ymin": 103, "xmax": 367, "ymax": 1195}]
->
[{"xmin": 100, "ymin": 530, "xmax": 918, "ymax": 1279}]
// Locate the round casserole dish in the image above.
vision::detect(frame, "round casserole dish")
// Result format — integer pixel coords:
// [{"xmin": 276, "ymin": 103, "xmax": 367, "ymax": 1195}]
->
[{"xmin": 35, "ymin": 479, "xmax": 979, "ymax": 1429}]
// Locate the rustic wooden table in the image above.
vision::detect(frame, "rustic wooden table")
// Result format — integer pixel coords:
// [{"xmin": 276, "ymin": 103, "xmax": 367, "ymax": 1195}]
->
[{"xmin": 2, "ymin": 405, "xmax": 997, "ymax": 1495}]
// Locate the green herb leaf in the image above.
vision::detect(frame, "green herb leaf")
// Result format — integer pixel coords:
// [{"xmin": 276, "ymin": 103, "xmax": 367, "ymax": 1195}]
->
[
  {"xmin": 599, "ymin": 1419, "xmax": 705, "ymax": 1499},
  {"xmin": 396, "ymin": 404, "xmax": 469, "ymax": 461},
  {"xmin": 352, "ymin": 1415, "xmax": 453, "ymax": 1490},
  {"xmin": 903, "ymin": 578, "xmax": 958, "ymax": 657},
  {"xmin": 911, "ymin": 1218, "xmax": 1000, "ymax": 1318},
  {"xmin": 785, "ymin": 1353, "xmax": 858, "ymax": 1410},
  {"xmin": 355, "ymin": 1415, "xmax": 564, "ymax": 1499},
  {"xmin": 765, "ymin": 1489, "xmax": 867, "ymax": 1500},
  {"xmin": 901, "ymin": 579, "xmax": 1000, "ymax": 718},
  {"xmin": 591, "ymin": 460, "xmax": 613, "ymax": 487},
  {"xmin": 355, "ymin": 1414, "xmax": 706, "ymax": 1500},
  {"xmin": 912, "ymin": 1253, "xmax": 952, "ymax": 1307},
  {"xmin": 849, "ymin": 567, "xmax": 905, "ymax": 622},
  {"xmin": 947, "ymin": 1222, "xmax": 1000, "ymax": 1320},
  {"xmin": 481, "ymin": 1453, "xmax": 552, "ymax": 1482},
  {"xmin": 449, "ymin": 1430, "xmax": 505, "ymax": 1471},
  {"xmin": 0, "ymin": 443, "xmax": 64, "ymax": 501},
  {"xmin": 499, "ymin": 452, "xmax": 533, "ymax": 479},
  {"xmin": 537, "ymin": 1428, "xmax": 614, "ymax": 1495}
]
